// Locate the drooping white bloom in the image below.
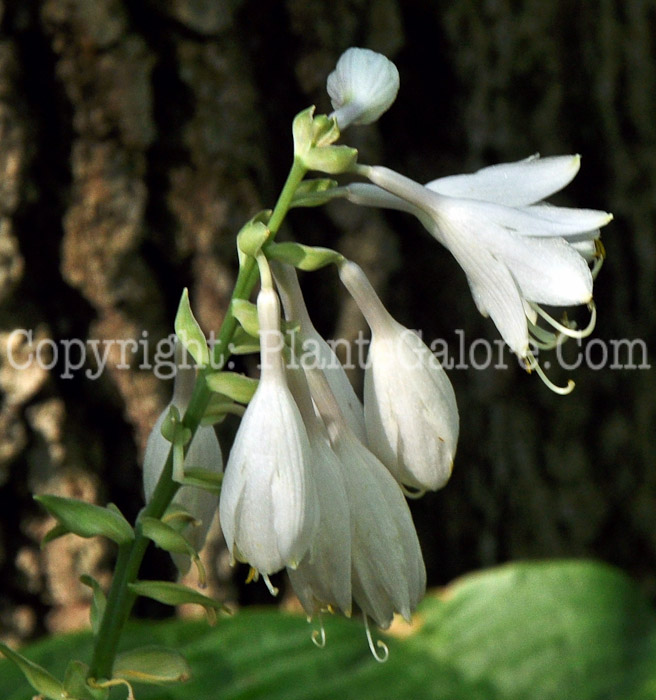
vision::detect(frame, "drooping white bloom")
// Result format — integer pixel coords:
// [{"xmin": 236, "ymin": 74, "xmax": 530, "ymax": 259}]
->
[
  {"xmin": 339, "ymin": 260, "xmax": 459, "ymax": 492},
  {"xmin": 327, "ymin": 47, "xmax": 400, "ymax": 130},
  {"xmin": 219, "ymin": 288, "xmax": 318, "ymax": 576},
  {"xmin": 272, "ymin": 261, "xmax": 367, "ymax": 444},
  {"xmin": 285, "ymin": 367, "xmax": 352, "ymax": 619},
  {"xmin": 307, "ymin": 367, "xmax": 426, "ymax": 631},
  {"xmin": 331, "ymin": 424, "xmax": 426, "ymax": 629},
  {"xmin": 143, "ymin": 356, "xmax": 223, "ymax": 574},
  {"xmin": 351, "ymin": 155, "xmax": 612, "ymax": 361}
]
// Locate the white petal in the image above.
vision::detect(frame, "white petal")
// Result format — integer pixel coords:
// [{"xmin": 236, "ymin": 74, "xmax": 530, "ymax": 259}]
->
[
  {"xmin": 523, "ymin": 204, "xmax": 612, "ymax": 236},
  {"xmin": 274, "ymin": 263, "xmax": 366, "ymax": 443},
  {"xmin": 425, "ymin": 155, "xmax": 581, "ymax": 207},
  {"xmin": 420, "ymin": 206, "xmax": 531, "ymax": 356},
  {"xmin": 332, "ymin": 432, "xmax": 425, "ymax": 628},
  {"xmin": 219, "ymin": 381, "xmax": 317, "ymax": 574},
  {"xmin": 479, "ymin": 226, "xmax": 593, "ymax": 306},
  {"xmin": 287, "ymin": 438, "xmax": 352, "ymax": 617}
]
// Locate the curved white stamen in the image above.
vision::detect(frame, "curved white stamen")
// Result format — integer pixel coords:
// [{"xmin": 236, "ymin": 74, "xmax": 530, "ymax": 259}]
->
[
  {"xmin": 529, "ymin": 301, "xmax": 596, "ymax": 339},
  {"xmin": 525, "ymin": 351, "xmax": 575, "ymax": 395},
  {"xmin": 528, "ymin": 323, "xmax": 562, "ymax": 351},
  {"xmin": 364, "ymin": 615, "xmax": 390, "ymax": 663},
  {"xmin": 401, "ymin": 484, "xmax": 427, "ymax": 499},
  {"xmin": 262, "ymin": 574, "xmax": 279, "ymax": 597},
  {"xmin": 311, "ymin": 615, "xmax": 327, "ymax": 649}
]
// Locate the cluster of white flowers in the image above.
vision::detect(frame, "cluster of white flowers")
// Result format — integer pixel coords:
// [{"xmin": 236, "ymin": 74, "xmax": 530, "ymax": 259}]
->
[
  {"xmin": 143, "ymin": 46, "xmax": 612, "ymax": 656},
  {"xmin": 218, "ymin": 261, "xmax": 454, "ymax": 655}
]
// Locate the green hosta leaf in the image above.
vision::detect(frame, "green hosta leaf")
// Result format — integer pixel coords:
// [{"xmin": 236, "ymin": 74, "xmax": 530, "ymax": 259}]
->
[
  {"xmin": 114, "ymin": 646, "xmax": 191, "ymax": 686},
  {"xmin": 174, "ymin": 288, "xmax": 209, "ymax": 367},
  {"xmin": 265, "ymin": 241, "xmax": 344, "ymax": 271},
  {"xmin": 35, "ymin": 495, "xmax": 134, "ymax": 546},
  {"xmin": 205, "ymin": 371, "xmax": 258, "ymax": 404},
  {"xmin": 79, "ymin": 575, "xmax": 107, "ymax": 636},
  {"xmin": 0, "ymin": 643, "xmax": 66, "ymax": 700},
  {"xmin": 5, "ymin": 561, "xmax": 656, "ymax": 700},
  {"xmin": 410, "ymin": 560, "xmax": 656, "ymax": 700}
]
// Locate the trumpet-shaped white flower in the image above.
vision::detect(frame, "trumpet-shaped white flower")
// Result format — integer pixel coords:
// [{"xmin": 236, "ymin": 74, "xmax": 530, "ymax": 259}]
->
[
  {"xmin": 327, "ymin": 47, "xmax": 400, "ymax": 130},
  {"xmin": 350, "ymin": 156, "xmax": 612, "ymax": 380},
  {"xmin": 273, "ymin": 261, "xmax": 367, "ymax": 444},
  {"xmin": 143, "ymin": 358, "xmax": 223, "ymax": 575},
  {"xmin": 331, "ymin": 426, "xmax": 426, "ymax": 630},
  {"xmin": 285, "ymin": 367, "xmax": 352, "ymax": 621},
  {"xmin": 219, "ymin": 288, "xmax": 318, "ymax": 577},
  {"xmin": 339, "ymin": 260, "xmax": 459, "ymax": 493},
  {"xmin": 307, "ymin": 366, "xmax": 426, "ymax": 632}
]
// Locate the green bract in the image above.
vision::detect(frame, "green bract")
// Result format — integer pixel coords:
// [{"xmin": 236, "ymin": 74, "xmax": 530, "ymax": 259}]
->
[
  {"xmin": 35, "ymin": 495, "xmax": 134, "ymax": 546},
  {"xmin": 237, "ymin": 217, "xmax": 270, "ymax": 259},
  {"xmin": 0, "ymin": 643, "xmax": 67, "ymax": 700},
  {"xmin": 175, "ymin": 288, "xmax": 210, "ymax": 367},
  {"xmin": 292, "ymin": 106, "xmax": 357, "ymax": 175},
  {"xmin": 113, "ymin": 646, "xmax": 191, "ymax": 686},
  {"xmin": 265, "ymin": 241, "xmax": 344, "ymax": 271},
  {"xmin": 206, "ymin": 370, "xmax": 258, "ymax": 404}
]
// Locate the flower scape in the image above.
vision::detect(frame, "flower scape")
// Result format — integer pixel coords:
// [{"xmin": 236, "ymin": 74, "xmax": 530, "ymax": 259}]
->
[{"xmin": 4, "ymin": 45, "xmax": 613, "ymax": 700}]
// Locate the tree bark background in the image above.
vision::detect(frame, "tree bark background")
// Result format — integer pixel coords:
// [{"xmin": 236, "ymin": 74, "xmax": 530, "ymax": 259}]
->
[{"xmin": 0, "ymin": 0, "xmax": 653, "ymax": 645}]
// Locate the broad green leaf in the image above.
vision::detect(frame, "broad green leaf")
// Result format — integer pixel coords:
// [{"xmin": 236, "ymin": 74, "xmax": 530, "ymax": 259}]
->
[
  {"xmin": 35, "ymin": 495, "xmax": 134, "ymax": 546},
  {"xmin": 174, "ymin": 289, "xmax": 209, "ymax": 367},
  {"xmin": 4, "ymin": 561, "xmax": 656, "ymax": 700},
  {"xmin": 410, "ymin": 560, "xmax": 656, "ymax": 700}
]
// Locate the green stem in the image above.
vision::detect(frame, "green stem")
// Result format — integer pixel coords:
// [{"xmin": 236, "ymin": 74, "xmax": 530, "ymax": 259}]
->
[{"xmin": 88, "ymin": 157, "xmax": 307, "ymax": 681}]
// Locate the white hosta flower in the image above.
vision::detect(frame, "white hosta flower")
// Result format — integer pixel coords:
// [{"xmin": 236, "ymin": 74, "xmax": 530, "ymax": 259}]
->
[
  {"xmin": 331, "ymin": 426, "xmax": 426, "ymax": 630},
  {"xmin": 219, "ymin": 288, "xmax": 318, "ymax": 577},
  {"xmin": 306, "ymin": 365, "xmax": 426, "ymax": 632},
  {"xmin": 286, "ymin": 368, "xmax": 351, "ymax": 620},
  {"xmin": 327, "ymin": 47, "xmax": 400, "ymax": 130},
  {"xmin": 353, "ymin": 156, "xmax": 612, "ymax": 372},
  {"xmin": 143, "ymin": 361, "xmax": 223, "ymax": 575},
  {"xmin": 273, "ymin": 261, "xmax": 367, "ymax": 443},
  {"xmin": 339, "ymin": 260, "xmax": 458, "ymax": 493}
]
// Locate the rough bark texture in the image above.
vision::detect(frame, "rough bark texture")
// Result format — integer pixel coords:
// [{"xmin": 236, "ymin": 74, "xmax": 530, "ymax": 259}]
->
[{"xmin": 0, "ymin": 0, "xmax": 653, "ymax": 645}]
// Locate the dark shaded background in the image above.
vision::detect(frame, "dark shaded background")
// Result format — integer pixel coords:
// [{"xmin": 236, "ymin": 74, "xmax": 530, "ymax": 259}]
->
[{"xmin": 0, "ymin": 0, "xmax": 653, "ymax": 645}]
